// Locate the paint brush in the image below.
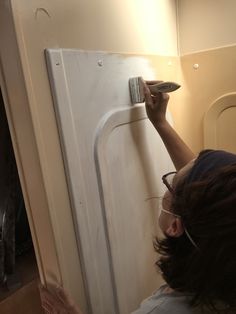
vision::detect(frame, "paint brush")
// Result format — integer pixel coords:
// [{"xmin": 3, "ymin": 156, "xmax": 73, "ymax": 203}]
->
[{"xmin": 129, "ymin": 76, "xmax": 181, "ymax": 104}]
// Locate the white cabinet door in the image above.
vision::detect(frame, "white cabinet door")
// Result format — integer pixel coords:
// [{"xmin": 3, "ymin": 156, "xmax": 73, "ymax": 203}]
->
[
  {"xmin": 46, "ymin": 49, "xmax": 174, "ymax": 314},
  {"xmin": 204, "ymin": 93, "xmax": 236, "ymax": 153}
]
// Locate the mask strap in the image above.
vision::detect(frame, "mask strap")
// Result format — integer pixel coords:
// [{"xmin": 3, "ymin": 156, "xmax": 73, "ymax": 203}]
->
[
  {"xmin": 183, "ymin": 227, "xmax": 198, "ymax": 249},
  {"xmin": 161, "ymin": 209, "xmax": 199, "ymax": 249}
]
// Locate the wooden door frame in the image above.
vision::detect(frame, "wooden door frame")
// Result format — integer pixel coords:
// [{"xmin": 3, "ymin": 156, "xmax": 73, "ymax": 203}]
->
[{"xmin": 0, "ymin": 1, "xmax": 88, "ymax": 312}]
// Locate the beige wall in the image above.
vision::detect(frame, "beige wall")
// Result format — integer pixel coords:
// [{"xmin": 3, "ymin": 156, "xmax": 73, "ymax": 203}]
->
[
  {"xmin": 178, "ymin": 0, "xmax": 236, "ymax": 55},
  {"xmin": 174, "ymin": 1, "xmax": 236, "ymax": 153},
  {"xmin": 16, "ymin": 0, "xmax": 178, "ymax": 55},
  {"xmin": 2, "ymin": 0, "xmax": 236, "ymax": 311},
  {"xmin": 171, "ymin": 45, "xmax": 236, "ymax": 154},
  {"xmin": 0, "ymin": 1, "xmax": 89, "ymax": 311}
]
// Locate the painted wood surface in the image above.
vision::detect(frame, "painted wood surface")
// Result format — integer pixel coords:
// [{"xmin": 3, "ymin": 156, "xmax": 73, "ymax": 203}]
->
[
  {"xmin": 204, "ymin": 93, "xmax": 236, "ymax": 153},
  {"xmin": 45, "ymin": 49, "xmax": 174, "ymax": 314}
]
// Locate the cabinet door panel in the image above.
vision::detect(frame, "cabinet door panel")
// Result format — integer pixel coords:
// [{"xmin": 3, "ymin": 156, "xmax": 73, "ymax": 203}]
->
[
  {"xmin": 204, "ymin": 93, "xmax": 236, "ymax": 153},
  {"xmin": 217, "ymin": 107, "xmax": 236, "ymax": 153},
  {"xmin": 46, "ymin": 49, "xmax": 173, "ymax": 314}
]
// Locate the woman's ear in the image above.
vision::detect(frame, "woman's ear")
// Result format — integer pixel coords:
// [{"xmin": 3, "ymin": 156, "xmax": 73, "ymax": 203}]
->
[{"xmin": 166, "ymin": 218, "xmax": 184, "ymax": 237}]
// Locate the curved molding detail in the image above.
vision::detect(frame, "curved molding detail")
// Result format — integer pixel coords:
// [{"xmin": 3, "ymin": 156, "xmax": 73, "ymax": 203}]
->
[
  {"xmin": 95, "ymin": 105, "xmax": 146, "ymax": 155},
  {"xmin": 204, "ymin": 93, "xmax": 236, "ymax": 148},
  {"xmin": 94, "ymin": 105, "xmax": 147, "ymax": 313}
]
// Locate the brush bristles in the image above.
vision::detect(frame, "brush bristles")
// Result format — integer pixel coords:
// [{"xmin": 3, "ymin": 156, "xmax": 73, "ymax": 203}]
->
[{"xmin": 129, "ymin": 77, "xmax": 145, "ymax": 104}]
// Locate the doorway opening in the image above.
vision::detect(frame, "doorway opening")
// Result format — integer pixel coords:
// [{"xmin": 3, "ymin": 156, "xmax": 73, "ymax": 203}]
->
[{"xmin": 0, "ymin": 88, "xmax": 42, "ymax": 312}]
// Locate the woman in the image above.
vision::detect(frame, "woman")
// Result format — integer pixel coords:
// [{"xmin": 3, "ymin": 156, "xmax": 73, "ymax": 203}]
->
[
  {"xmin": 132, "ymin": 81, "xmax": 236, "ymax": 313},
  {"xmin": 40, "ymin": 81, "xmax": 236, "ymax": 313}
]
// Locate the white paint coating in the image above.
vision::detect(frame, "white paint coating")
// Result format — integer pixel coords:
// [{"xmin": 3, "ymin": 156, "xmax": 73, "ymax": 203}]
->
[{"xmin": 46, "ymin": 49, "xmax": 173, "ymax": 314}]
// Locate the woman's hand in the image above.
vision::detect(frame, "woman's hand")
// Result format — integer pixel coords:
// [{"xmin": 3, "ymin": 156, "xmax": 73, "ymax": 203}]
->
[
  {"xmin": 39, "ymin": 284, "xmax": 83, "ymax": 314},
  {"xmin": 142, "ymin": 79, "xmax": 169, "ymax": 127}
]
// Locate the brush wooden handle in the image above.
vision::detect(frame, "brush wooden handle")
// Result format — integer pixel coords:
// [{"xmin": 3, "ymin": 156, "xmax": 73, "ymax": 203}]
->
[{"xmin": 149, "ymin": 82, "xmax": 180, "ymax": 94}]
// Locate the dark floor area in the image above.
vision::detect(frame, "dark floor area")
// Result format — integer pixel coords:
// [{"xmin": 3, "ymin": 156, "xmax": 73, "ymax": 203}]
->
[{"xmin": 0, "ymin": 250, "xmax": 43, "ymax": 314}]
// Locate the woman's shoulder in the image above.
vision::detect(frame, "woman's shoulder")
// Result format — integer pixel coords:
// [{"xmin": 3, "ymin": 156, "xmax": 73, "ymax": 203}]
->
[{"xmin": 131, "ymin": 285, "xmax": 209, "ymax": 314}]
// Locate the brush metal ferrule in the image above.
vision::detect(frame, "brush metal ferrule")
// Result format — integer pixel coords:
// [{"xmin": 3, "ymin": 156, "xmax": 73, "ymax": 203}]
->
[{"xmin": 129, "ymin": 77, "xmax": 144, "ymax": 104}]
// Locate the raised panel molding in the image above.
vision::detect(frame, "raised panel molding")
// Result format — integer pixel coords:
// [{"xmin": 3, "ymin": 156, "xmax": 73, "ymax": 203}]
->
[
  {"xmin": 46, "ymin": 49, "xmax": 173, "ymax": 314},
  {"xmin": 204, "ymin": 93, "xmax": 236, "ymax": 151}
]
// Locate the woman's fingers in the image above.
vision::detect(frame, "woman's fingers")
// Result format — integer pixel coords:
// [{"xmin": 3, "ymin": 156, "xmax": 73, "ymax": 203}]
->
[
  {"xmin": 142, "ymin": 82, "xmax": 154, "ymax": 108},
  {"xmin": 141, "ymin": 79, "xmax": 169, "ymax": 115},
  {"xmin": 39, "ymin": 284, "xmax": 82, "ymax": 314},
  {"xmin": 145, "ymin": 80, "xmax": 163, "ymax": 85}
]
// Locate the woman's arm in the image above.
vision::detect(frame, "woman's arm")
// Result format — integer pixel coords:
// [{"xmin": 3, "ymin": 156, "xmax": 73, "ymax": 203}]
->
[{"xmin": 143, "ymin": 80, "xmax": 195, "ymax": 170}]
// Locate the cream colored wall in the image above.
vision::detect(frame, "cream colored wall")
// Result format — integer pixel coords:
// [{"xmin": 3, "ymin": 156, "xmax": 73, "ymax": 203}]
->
[
  {"xmin": 173, "ymin": 1, "xmax": 236, "ymax": 154},
  {"xmin": 0, "ymin": 1, "xmax": 178, "ymax": 313},
  {"xmin": 2, "ymin": 2, "xmax": 236, "ymax": 310},
  {"xmin": 0, "ymin": 2, "xmax": 88, "ymax": 312},
  {"xmin": 172, "ymin": 45, "xmax": 236, "ymax": 154},
  {"xmin": 15, "ymin": 0, "xmax": 178, "ymax": 55},
  {"xmin": 178, "ymin": 0, "xmax": 236, "ymax": 55},
  {"xmin": 4, "ymin": 0, "xmax": 236, "ymax": 311}
]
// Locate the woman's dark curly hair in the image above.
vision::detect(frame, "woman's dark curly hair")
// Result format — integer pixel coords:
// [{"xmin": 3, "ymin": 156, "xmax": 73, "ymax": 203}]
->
[{"xmin": 155, "ymin": 151, "xmax": 236, "ymax": 313}]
